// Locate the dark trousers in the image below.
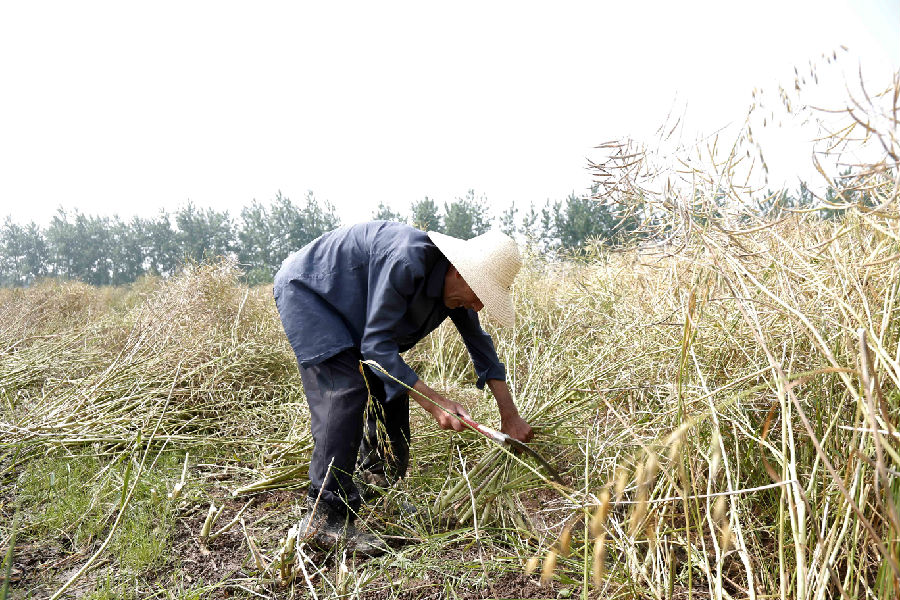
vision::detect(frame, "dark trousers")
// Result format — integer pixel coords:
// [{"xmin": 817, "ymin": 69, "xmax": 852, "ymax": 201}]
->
[{"xmin": 298, "ymin": 349, "xmax": 410, "ymax": 517}]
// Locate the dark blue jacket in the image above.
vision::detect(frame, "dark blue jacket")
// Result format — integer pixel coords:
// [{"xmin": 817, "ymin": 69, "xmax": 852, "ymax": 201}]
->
[{"xmin": 273, "ymin": 221, "xmax": 506, "ymax": 401}]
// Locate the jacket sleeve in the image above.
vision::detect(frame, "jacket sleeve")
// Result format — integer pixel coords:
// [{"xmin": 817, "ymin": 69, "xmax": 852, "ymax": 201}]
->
[
  {"xmin": 449, "ymin": 308, "xmax": 506, "ymax": 388},
  {"xmin": 359, "ymin": 252, "xmax": 423, "ymax": 401}
]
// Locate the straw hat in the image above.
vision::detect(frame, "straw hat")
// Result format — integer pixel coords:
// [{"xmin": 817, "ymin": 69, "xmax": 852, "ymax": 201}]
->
[{"xmin": 428, "ymin": 229, "xmax": 521, "ymax": 327}]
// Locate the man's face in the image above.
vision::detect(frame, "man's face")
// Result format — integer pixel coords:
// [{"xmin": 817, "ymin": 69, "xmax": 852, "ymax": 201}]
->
[{"xmin": 444, "ymin": 266, "xmax": 484, "ymax": 313}]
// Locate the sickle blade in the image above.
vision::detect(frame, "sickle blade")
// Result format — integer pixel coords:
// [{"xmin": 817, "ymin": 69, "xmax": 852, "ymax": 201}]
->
[{"xmin": 504, "ymin": 438, "xmax": 563, "ymax": 484}]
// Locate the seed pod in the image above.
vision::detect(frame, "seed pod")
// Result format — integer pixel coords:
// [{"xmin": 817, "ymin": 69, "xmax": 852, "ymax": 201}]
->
[
  {"xmin": 592, "ymin": 534, "xmax": 607, "ymax": 585},
  {"xmin": 629, "ymin": 493, "xmax": 648, "ymax": 537},
  {"xmin": 629, "ymin": 463, "xmax": 648, "ymax": 536},
  {"xmin": 590, "ymin": 488, "xmax": 611, "ymax": 538},
  {"xmin": 667, "ymin": 438, "xmax": 682, "ymax": 466},
  {"xmin": 645, "ymin": 515, "xmax": 658, "ymax": 551},
  {"xmin": 712, "ymin": 495, "xmax": 727, "ymax": 525},
  {"xmin": 633, "ymin": 463, "xmax": 645, "ymax": 495},
  {"xmin": 720, "ymin": 521, "xmax": 733, "ymax": 553},
  {"xmin": 540, "ymin": 550, "xmax": 558, "ymax": 586},
  {"xmin": 643, "ymin": 452, "xmax": 659, "ymax": 485},
  {"xmin": 557, "ymin": 526, "xmax": 572, "ymax": 556},
  {"xmin": 710, "ymin": 434, "xmax": 721, "ymax": 479},
  {"xmin": 525, "ymin": 556, "xmax": 540, "ymax": 576},
  {"xmin": 665, "ymin": 422, "xmax": 690, "ymax": 447},
  {"xmin": 614, "ymin": 467, "xmax": 629, "ymax": 503}
]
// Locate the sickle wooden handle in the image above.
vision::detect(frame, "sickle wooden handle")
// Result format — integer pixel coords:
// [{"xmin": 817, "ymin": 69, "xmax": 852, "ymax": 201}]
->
[{"xmin": 455, "ymin": 412, "xmax": 507, "ymax": 443}]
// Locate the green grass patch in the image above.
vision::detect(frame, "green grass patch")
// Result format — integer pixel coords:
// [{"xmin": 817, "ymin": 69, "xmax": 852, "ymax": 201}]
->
[
  {"xmin": 18, "ymin": 454, "xmax": 115, "ymax": 549},
  {"xmin": 15, "ymin": 449, "xmax": 186, "ymax": 582}
]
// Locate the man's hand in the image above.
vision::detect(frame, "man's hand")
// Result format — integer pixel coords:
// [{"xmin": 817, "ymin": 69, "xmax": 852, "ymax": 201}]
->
[
  {"xmin": 487, "ymin": 379, "xmax": 534, "ymax": 443},
  {"xmin": 501, "ymin": 413, "xmax": 534, "ymax": 443},
  {"xmin": 429, "ymin": 396, "xmax": 471, "ymax": 432},
  {"xmin": 412, "ymin": 380, "xmax": 470, "ymax": 432}
]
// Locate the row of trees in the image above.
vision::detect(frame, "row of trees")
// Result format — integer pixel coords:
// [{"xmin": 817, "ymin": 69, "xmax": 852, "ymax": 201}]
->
[
  {"xmin": 0, "ymin": 189, "xmax": 640, "ymax": 287},
  {"xmin": 0, "ymin": 192, "xmax": 339, "ymax": 287},
  {"xmin": 4, "ymin": 176, "xmax": 858, "ymax": 288},
  {"xmin": 381, "ymin": 189, "xmax": 639, "ymax": 251}
]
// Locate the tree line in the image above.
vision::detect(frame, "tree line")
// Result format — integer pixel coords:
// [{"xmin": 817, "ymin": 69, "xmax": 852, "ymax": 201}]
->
[
  {"xmin": 1, "ymin": 176, "xmax": 861, "ymax": 288},
  {"xmin": 0, "ymin": 189, "xmax": 642, "ymax": 287},
  {"xmin": 0, "ymin": 191, "xmax": 340, "ymax": 287}
]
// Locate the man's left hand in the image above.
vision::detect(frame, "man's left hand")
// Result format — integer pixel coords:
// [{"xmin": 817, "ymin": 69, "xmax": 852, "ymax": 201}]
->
[{"xmin": 501, "ymin": 414, "xmax": 534, "ymax": 443}]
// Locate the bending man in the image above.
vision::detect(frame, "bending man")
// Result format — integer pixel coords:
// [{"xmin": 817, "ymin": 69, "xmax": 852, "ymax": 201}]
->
[{"xmin": 273, "ymin": 221, "xmax": 532, "ymax": 553}]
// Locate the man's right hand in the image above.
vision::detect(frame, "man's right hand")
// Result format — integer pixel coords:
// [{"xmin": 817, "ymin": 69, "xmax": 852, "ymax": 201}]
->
[{"xmin": 412, "ymin": 380, "xmax": 471, "ymax": 432}]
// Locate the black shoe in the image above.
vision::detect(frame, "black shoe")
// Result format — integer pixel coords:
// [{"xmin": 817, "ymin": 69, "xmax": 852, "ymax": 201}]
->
[{"xmin": 297, "ymin": 502, "xmax": 388, "ymax": 556}]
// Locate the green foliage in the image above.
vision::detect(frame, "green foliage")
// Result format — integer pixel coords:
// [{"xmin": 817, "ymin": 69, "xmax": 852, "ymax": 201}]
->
[
  {"xmin": 111, "ymin": 473, "xmax": 175, "ymax": 573},
  {"xmin": 373, "ymin": 201, "xmax": 405, "ymax": 222},
  {"xmin": 409, "ymin": 197, "xmax": 442, "ymax": 232},
  {"xmin": 84, "ymin": 575, "xmax": 133, "ymax": 600},
  {"xmin": 237, "ymin": 199, "xmax": 277, "ymax": 285},
  {"xmin": 0, "ymin": 217, "xmax": 46, "ymax": 286},
  {"xmin": 239, "ymin": 190, "xmax": 340, "ymax": 284},
  {"xmin": 38, "ymin": 208, "xmax": 174, "ymax": 284},
  {"xmin": 175, "ymin": 202, "xmax": 234, "ymax": 263},
  {"xmin": 143, "ymin": 211, "xmax": 180, "ymax": 277},
  {"xmin": 755, "ymin": 182, "xmax": 816, "ymax": 220},
  {"xmin": 0, "ymin": 191, "xmax": 340, "ymax": 287},
  {"xmin": 105, "ymin": 215, "xmax": 150, "ymax": 285},
  {"xmin": 499, "ymin": 202, "xmax": 517, "ymax": 237},
  {"xmin": 518, "ymin": 201, "xmax": 543, "ymax": 244},
  {"xmin": 294, "ymin": 190, "xmax": 341, "ymax": 246},
  {"xmin": 15, "ymin": 451, "xmax": 180, "ymax": 589},
  {"xmin": 0, "ymin": 502, "xmax": 18, "ymax": 600},
  {"xmin": 267, "ymin": 190, "xmax": 340, "ymax": 258},
  {"xmin": 45, "ymin": 209, "xmax": 112, "ymax": 284},
  {"xmin": 443, "ymin": 190, "xmax": 490, "ymax": 240},
  {"xmin": 0, "ymin": 188, "xmax": 644, "ymax": 286},
  {"xmin": 820, "ymin": 168, "xmax": 877, "ymax": 219},
  {"xmin": 554, "ymin": 192, "xmax": 640, "ymax": 250},
  {"xmin": 19, "ymin": 455, "xmax": 119, "ymax": 547},
  {"xmin": 512, "ymin": 199, "xmax": 560, "ymax": 251},
  {"xmin": 1, "ymin": 179, "xmax": 867, "ymax": 288}
]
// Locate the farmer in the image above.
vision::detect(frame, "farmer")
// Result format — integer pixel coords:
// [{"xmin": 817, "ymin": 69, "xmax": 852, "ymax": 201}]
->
[{"xmin": 273, "ymin": 221, "xmax": 533, "ymax": 553}]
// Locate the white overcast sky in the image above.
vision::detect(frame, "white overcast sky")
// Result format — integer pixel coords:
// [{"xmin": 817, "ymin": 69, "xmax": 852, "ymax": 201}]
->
[{"xmin": 0, "ymin": 0, "xmax": 897, "ymax": 226}]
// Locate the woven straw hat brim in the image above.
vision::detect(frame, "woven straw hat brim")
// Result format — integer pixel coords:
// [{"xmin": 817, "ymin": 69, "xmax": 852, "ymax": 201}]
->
[{"xmin": 428, "ymin": 231, "xmax": 518, "ymax": 327}]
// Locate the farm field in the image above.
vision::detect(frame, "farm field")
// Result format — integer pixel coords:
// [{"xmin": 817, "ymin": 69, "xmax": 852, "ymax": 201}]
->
[
  {"xmin": 2, "ymin": 81, "xmax": 899, "ymax": 600},
  {"xmin": 2, "ymin": 206, "xmax": 899, "ymax": 599}
]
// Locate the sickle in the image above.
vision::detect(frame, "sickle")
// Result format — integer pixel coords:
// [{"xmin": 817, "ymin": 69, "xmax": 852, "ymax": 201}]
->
[
  {"xmin": 455, "ymin": 413, "xmax": 563, "ymax": 484},
  {"xmin": 358, "ymin": 359, "xmax": 563, "ymax": 484}
]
